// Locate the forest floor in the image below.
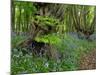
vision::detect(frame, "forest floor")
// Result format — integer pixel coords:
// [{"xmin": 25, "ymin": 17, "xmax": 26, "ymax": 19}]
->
[
  {"xmin": 11, "ymin": 33, "xmax": 96, "ymax": 75},
  {"xmin": 79, "ymin": 48, "xmax": 96, "ymax": 70}
]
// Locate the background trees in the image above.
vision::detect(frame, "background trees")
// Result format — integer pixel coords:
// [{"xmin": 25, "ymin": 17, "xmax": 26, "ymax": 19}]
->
[{"xmin": 11, "ymin": 1, "xmax": 96, "ymax": 38}]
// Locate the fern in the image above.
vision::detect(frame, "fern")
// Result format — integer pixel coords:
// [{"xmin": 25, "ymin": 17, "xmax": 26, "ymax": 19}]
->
[
  {"xmin": 33, "ymin": 16, "xmax": 60, "ymax": 27},
  {"xmin": 35, "ymin": 34, "xmax": 61, "ymax": 44}
]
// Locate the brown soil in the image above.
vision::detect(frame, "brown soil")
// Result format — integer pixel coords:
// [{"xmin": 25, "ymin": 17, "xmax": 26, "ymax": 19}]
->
[{"xmin": 79, "ymin": 49, "xmax": 96, "ymax": 70}]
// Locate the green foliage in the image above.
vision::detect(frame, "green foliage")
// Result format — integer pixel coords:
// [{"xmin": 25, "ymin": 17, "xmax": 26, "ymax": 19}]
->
[
  {"xmin": 11, "ymin": 35, "xmax": 27, "ymax": 48},
  {"xmin": 33, "ymin": 16, "xmax": 60, "ymax": 26},
  {"xmin": 35, "ymin": 34, "xmax": 61, "ymax": 44},
  {"xmin": 11, "ymin": 34, "xmax": 96, "ymax": 75},
  {"xmin": 11, "ymin": 1, "xmax": 96, "ymax": 75},
  {"xmin": 13, "ymin": 1, "xmax": 38, "ymax": 32}
]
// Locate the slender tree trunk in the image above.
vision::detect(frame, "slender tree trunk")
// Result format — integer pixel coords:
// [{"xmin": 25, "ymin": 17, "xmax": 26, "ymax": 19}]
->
[
  {"xmin": 11, "ymin": 0, "xmax": 15, "ymax": 32},
  {"xmin": 18, "ymin": 5, "xmax": 21, "ymax": 34}
]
